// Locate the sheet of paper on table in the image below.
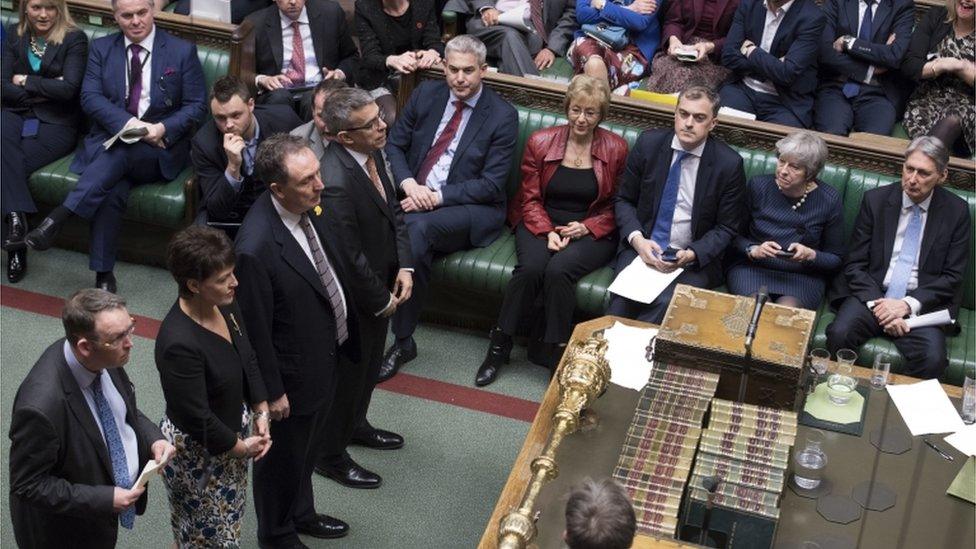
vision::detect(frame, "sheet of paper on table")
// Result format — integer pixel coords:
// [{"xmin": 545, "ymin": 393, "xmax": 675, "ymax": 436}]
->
[
  {"xmin": 604, "ymin": 321, "xmax": 658, "ymax": 391},
  {"xmin": 607, "ymin": 255, "xmax": 682, "ymax": 304},
  {"xmin": 945, "ymin": 424, "xmax": 976, "ymax": 457},
  {"xmin": 887, "ymin": 379, "xmax": 967, "ymax": 436}
]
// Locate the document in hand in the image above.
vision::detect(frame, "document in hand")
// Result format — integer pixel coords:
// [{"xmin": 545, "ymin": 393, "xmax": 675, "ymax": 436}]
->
[
  {"xmin": 887, "ymin": 379, "xmax": 966, "ymax": 436},
  {"xmin": 102, "ymin": 124, "xmax": 149, "ymax": 150},
  {"xmin": 607, "ymin": 255, "xmax": 683, "ymax": 304},
  {"xmin": 906, "ymin": 309, "xmax": 954, "ymax": 329},
  {"xmin": 497, "ymin": 8, "xmax": 533, "ymax": 31},
  {"xmin": 133, "ymin": 457, "xmax": 167, "ymax": 489}
]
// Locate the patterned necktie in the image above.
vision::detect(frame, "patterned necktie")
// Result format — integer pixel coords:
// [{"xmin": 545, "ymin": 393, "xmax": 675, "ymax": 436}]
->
[
  {"xmin": 90, "ymin": 373, "xmax": 135, "ymax": 529},
  {"xmin": 529, "ymin": 0, "xmax": 547, "ymax": 44},
  {"xmin": 885, "ymin": 204, "xmax": 922, "ymax": 299},
  {"xmin": 242, "ymin": 141, "xmax": 255, "ymax": 177},
  {"xmin": 285, "ymin": 20, "xmax": 306, "ymax": 86},
  {"xmin": 842, "ymin": 0, "xmax": 874, "ymax": 98},
  {"xmin": 416, "ymin": 100, "xmax": 466, "ymax": 187},
  {"xmin": 126, "ymin": 44, "xmax": 144, "ymax": 116},
  {"xmin": 365, "ymin": 155, "xmax": 387, "ymax": 201},
  {"xmin": 649, "ymin": 151, "xmax": 691, "ymax": 250},
  {"xmin": 299, "ymin": 214, "xmax": 349, "ymax": 344}
]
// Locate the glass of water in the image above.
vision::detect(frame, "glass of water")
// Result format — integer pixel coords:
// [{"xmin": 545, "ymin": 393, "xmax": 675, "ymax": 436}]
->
[
  {"xmin": 810, "ymin": 348, "xmax": 830, "ymax": 384},
  {"xmin": 836, "ymin": 348, "xmax": 858, "ymax": 366},
  {"xmin": 793, "ymin": 430, "xmax": 827, "ymax": 490},
  {"xmin": 871, "ymin": 354, "xmax": 891, "ymax": 390},
  {"xmin": 962, "ymin": 371, "xmax": 976, "ymax": 425},
  {"xmin": 827, "ymin": 363, "xmax": 857, "ymax": 405}
]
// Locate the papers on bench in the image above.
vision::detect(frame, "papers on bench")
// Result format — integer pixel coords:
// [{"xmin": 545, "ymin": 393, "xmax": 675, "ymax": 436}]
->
[
  {"xmin": 191, "ymin": 0, "xmax": 231, "ymax": 23},
  {"xmin": 607, "ymin": 255, "xmax": 683, "ymax": 304},
  {"xmin": 604, "ymin": 321, "xmax": 657, "ymax": 391},
  {"xmin": 887, "ymin": 379, "xmax": 966, "ymax": 436},
  {"xmin": 945, "ymin": 424, "xmax": 976, "ymax": 457}
]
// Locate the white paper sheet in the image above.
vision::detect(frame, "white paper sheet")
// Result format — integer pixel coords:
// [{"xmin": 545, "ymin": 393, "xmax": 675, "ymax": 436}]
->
[
  {"xmin": 133, "ymin": 459, "xmax": 165, "ymax": 489},
  {"xmin": 604, "ymin": 321, "xmax": 657, "ymax": 391},
  {"xmin": 607, "ymin": 256, "xmax": 683, "ymax": 304},
  {"xmin": 906, "ymin": 309, "xmax": 954, "ymax": 329},
  {"xmin": 887, "ymin": 379, "xmax": 967, "ymax": 436},
  {"xmin": 945, "ymin": 424, "xmax": 976, "ymax": 457},
  {"xmin": 497, "ymin": 8, "xmax": 532, "ymax": 31},
  {"xmin": 717, "ymin": 106, "xmax": 757, "ymax": 120}
]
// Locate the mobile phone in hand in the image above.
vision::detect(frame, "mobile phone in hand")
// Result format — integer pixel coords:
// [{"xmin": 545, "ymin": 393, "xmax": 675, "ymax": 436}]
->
[
  {"xmin": 775, "ymin": 249, "xmax": 795, "ymax": 258},
  {"xmin": 661, "ymin": 247, "xmax": 679, "ymax": 262}
]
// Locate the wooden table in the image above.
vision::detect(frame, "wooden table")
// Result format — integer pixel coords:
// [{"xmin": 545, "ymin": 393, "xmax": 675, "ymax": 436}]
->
[{"xmin": 477, "ymin": 316, "xmax": 967, "ymax": 549}]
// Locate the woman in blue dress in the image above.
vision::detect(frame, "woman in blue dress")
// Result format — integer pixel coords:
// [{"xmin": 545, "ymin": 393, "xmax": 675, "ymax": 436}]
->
[{"xmin": 726, "ymin": 131, "xmax": 845, "ymax": 310}]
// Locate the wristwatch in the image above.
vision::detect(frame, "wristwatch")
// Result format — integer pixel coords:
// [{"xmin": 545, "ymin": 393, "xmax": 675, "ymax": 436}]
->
[{"xmin": 843, "ymin": 35, "xmax": 856, "ymax": 51}]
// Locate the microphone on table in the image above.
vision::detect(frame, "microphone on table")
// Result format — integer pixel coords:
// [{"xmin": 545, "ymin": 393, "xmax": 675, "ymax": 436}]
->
[
  {"xmin": 744, "ymin": 285, "xmax": 769, "ymax": 352},
  {"xmin": 698, "ymin": 475, "xmax": 723, "ymax": 546}
]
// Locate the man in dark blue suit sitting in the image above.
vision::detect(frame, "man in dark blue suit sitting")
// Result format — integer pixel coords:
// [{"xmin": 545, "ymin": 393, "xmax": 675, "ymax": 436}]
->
[
  {"xmin": 380, "ymin": 34, "xmax": 518, "ymax": 380},
  {"xmin": 607, "ymin": 86, "xmax": 746, "ymax": 324},
  {"xmin": 720, "ymin": 0, "xmax": 825, "ymax": 128},
  {"xmin": 25, "ymin": 0, "xmax": 207, "ymax": 292},
  {"xmin": 813, "ymin": 0, "xmax": 914, "ymax": 136}
]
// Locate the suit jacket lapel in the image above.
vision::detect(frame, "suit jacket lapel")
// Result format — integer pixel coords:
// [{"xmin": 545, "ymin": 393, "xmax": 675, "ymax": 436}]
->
[
  {"xmin": 690, "ymin": 140, "xmax": 715, "ymax": 233},
  {"xmin": 307, "ymin": 2, "xmax": 326, "ymax": 70},
  {"xmin": 450, "ymin": 96, "xmax": 490, "ymax": 175},
  {"xmin": 917, "ymin": 188, "xmax": 943, "ymax": 269},
  {"xmin": 39, "ymin": 40, "xmax": 62, "ymax": 75},
  {"xmin": 107, "ymin": 368, "xmax": 146, "ymax": 462},
  {"xmin": 267, "ymin": 198, "xmax": 331, "ymax": 301},
  {"xmin": 770, "ymin": 1, "xmax": 801, "ymax": 54},
  {"xmin": 114, "ymin": 34, "xmax": 128, "ymax": 105},
  {"xmin": 845, "ymin": 0, "xmax": 859, "ymax": 38},
  {"xmin": 871, "ymin": 0, "xmax": 891, "ymax": 42},
  {"xmin": 750, "ymin": 1, "xmax": 767, "ymax": 43},
  {"xmin": 268, "ymin": 10, "xmax": 284, "ymax": 72},
  {"xmin": 149, "ymin": 30, "xmax": 166, "ymax": 114},
  {"xmin": 648, "ymin": 136, "xmax": 675, "ymax": 230},
  {"xmin": 416, "ymin": 87, "xmax": 450, "ymax": 170},
  {"xmin": 57, "ymin": 354, "xmax": 114, "ymax": 480},
  {"xmin": 336, "ymin": 146, "xmax": 395, "ymax": 223},
  {"xmin": 881, "ymin": 186, "xmax": 902, "ymax": 270}
]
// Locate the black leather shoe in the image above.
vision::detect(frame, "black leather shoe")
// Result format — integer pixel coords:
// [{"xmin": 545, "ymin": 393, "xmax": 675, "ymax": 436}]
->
[
  {"xmin": 25, "ymin": 217, "xmax": 61, "ymax": 251},
  {"xmin": 295, "ymin": 513, "xmax": 349, "ymax": 539},
  {"xmin": 314, "ymin": 457, "xmax": 382, "ymax": 489},
  {"xmin": 3, "ymin": 212, "xmax": 27, "ymax": 251},
  {"xmin": 351, "ymin": 428, "xmax": 404, "ymax": 450},
  {"xmin": 6, "ymin": 248, "xmax": 26, "ymax": 283},
  {"xmin": 95, "ymin": 271, "xmax": 117, "ymax": 294},
  {"xmin": 475, "ymin": 328, "xmax": 512, "ymax": 387},
  {"xmin": 378, "ymin": 339, "xmax": 417, "ymax": 382}
]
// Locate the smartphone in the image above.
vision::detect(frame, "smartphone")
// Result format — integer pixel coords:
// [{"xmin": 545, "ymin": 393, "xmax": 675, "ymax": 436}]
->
[
  {"xmin": 661, "ymin": 247, "xmax": 679, "ymax": 262},
  {"xmin": 775, "ymin": 249, "xmax": 796, "ymax": 258}
]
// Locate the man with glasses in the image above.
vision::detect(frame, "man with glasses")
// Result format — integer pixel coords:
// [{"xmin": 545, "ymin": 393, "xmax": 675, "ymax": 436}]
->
[
  {"xmin": 312, "ymin": 88, "xmax": 413, "ymax": 493},
  {"xmin": 9, "ymin": 288, "xmax": 176, "ymax": 549}
]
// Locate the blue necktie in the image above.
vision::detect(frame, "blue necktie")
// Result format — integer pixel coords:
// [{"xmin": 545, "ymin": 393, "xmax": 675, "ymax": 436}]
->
[
  {"xmin": 649, "ymin": 150, "xmax": 691, "ymax": 249},
  {"xmin": 842, "ymin": 0, "xmax": 875, "ymax": 98},
  {"xmin": 885, "ymin": 204, "xmax": 922, "ymax": 299},
  {"xmin": 91, "ymin": 373, "xmax": 135, "ymax": 529},
  {"xmin": 242, "ymin": 141, "xmax": 255, "ymax": 177}
]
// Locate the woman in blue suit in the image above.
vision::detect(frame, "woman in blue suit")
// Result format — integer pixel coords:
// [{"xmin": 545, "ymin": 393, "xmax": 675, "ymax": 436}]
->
[{"xmin": 726, "ymin": 131, "xmax": 845, "ymax": 309}]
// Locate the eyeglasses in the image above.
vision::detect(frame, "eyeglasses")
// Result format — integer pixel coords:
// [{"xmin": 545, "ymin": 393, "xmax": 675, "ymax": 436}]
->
[
  {"xmin": 93, "ymin": 318, "xmax": 137, "ymax": 348},
  {"xmin": 568, "ymin": 106, "xmax": 600, "ymax": 120},
  {"xmin": 342, "ymin": 115, "xmax": 384, "ymax": 133}
]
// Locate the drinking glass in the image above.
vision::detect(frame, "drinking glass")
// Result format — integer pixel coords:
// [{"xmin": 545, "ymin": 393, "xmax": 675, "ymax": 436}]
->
[
  {"xmin": 809, "ymin": 348, "xmax": 830, "ymax": 384},
  {"xmin": 836, "ymin": 348, "xmax": 858, "ymax": 366},
  {"xmin": 827, "ymin": 363, "xmax": 857, "ymax": 405},
  {"xmin": 871, "ymin": 354, "xmax": 891, "ymax": 390},
  {"xmin": 793, "ymin": 430, "xmax": 827, "ymax": 489},
  {"xmin": 962, "ymin": 372, "xmax": 976, "ymax": 425}
]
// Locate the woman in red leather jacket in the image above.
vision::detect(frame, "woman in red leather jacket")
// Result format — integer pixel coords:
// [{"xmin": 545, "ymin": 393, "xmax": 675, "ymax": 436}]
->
[{"xmin": 474, "ymin": 75, "xmax": 629, "ymax": 387}]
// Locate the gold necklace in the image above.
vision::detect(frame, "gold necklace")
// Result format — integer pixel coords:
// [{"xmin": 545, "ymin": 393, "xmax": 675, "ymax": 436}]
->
[{"xmin": 566, "ymin": 140, "xmax": 590, "ymax": 168}]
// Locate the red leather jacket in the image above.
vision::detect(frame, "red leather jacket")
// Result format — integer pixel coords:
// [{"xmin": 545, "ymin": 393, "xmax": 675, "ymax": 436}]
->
[{"xmin": 508, "ymin": 125, "xmax": 629, "ymax": 240}]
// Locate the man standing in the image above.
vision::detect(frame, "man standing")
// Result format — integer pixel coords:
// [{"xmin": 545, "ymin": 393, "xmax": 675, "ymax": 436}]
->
[
  {"xmin": 826, "ymin": 137, "xmax": 971, "ymax": 379},
  {"xmin": 9, "ymin": 289, "xmax": 176, "ymax": 549},
  {"xmin": 191, "ymin": 75, "xmax": 302, "ymax": 229},
  {"xmin": 235, "ymin": 134, "xmax": 360, "ymax": 547},
  {"xmin": 314, "ymin": 88, "xmax": 413, "ymax": 489},
  {"xmin": 382, "ymin": 35, "xmax": 518, "ymax": 380},
  {"xmin": 608, "ymin": 86, "xmax": 746, "ymax": 324},
  {"xmin": 24, "ymin": 0, "xmax": 207, "ymax": 293}
]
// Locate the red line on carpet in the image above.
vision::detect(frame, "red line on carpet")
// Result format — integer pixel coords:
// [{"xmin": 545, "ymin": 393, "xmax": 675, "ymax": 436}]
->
[{"xmin": 1, "ymin": 286, "xmax": 538, "ymax": 423}]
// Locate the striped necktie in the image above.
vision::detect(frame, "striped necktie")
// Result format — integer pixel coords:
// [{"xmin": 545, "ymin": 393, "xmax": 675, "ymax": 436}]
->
[{"xmin": 299, "ymin": 214, "xmax": 348, "ymax": 344}]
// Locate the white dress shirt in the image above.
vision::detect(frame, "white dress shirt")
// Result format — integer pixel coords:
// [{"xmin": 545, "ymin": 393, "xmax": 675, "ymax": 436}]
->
[
  {"xmin": 64, "ymin": 341, "xmax": 140, "ymax": 484},
  {"xmin": 271, "ymin": 195, "xmax": 348, "ymax": 318},
  {"xmin": 280, "ymin": 7, "xmax": 322, "ymax": 84},
  {"xmin": 422, "ymin": 86, "xmax": 484, "ymax": 193},
  {"xmin": 882, "ymin": 191, "xmax": 931, "ymax": 315},
  {"xmin": 124, "ymin": 25, "xmax": 155, "ymax": 119},
  {"xmin": 744, "ymin": 0, "xmax": 795, "ymax": 96}
]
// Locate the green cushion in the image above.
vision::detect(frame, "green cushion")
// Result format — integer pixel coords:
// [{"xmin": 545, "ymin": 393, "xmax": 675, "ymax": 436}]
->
[{"xmin": 539, "ymin": 58, "xmax": 575, "ymax": 81}]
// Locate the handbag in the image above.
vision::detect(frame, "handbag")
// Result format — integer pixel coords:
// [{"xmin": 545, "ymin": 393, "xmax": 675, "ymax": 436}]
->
[{"xmin": 582, "ymin": 22, "xmax": 629, "ymax": 50}]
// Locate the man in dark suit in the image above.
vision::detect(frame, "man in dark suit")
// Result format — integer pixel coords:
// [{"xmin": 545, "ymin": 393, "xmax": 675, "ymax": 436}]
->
[
  {"xmin": 191, "ymin": 75, "xmax": 302, "ymax": 230},
  {"xmin": 381, "ymin": 35, "xmax": 518, "ymax": 380},
  {"xmin": 450, "ymin": 0, "xmax": 577, "ymax": 77},
  {"xmin": 826, "ymin": 137, "xmax": 971, "ymax": 379},
  {"xmin": 246, "ymin": 0, "xmax": 359, "ymax": 112},
  {"xmin": 235, "ymin": 134, "xmax": 360, "ymax": 547},
  {"xmin": 608, "ymin": 86, "xmax": 746, "ymax": 324},
  {"xmin": 9, "ymin": 289, "xmax": 175, "ymax": 549},
  {"xmin": 24, "ymin": 0, "xmax": 207, "ymax": 293},
  {"xmin": 720, "ymin": 0, "xmax": 825, "ymax": 128},
  {"xmin": 814, "ymin": 0, "xmax": 914, "ymax": 136},
  {"xmin": 313, "ymin": 87, "xmax": 414, "ymax": 490}
]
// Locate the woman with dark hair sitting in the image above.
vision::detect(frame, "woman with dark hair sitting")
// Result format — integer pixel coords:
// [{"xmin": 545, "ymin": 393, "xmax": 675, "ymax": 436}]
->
[
  {"xmin": 155, "ymin": 225, "xmax": 271, "ymax": 548},
  {"xmin": 475, "ymin": 75, "xmax": 628, "ymax": 386}
]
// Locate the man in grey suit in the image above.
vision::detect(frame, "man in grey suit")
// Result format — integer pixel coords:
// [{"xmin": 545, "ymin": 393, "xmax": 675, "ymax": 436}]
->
[{"xmin": 448, "ymin": 0, "xmax": 577, "ymax": 76}]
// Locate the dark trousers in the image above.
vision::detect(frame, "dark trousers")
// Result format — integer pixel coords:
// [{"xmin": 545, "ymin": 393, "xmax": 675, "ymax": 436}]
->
[
  {"xmin": 605, "ymin": 248, "xmax": 716, "ymax": 324},
  {"xmin": 391, "ymin": 206, "xmax": 476, "ymax": 340},
  {"xmin": 254, "ymin": 406, "xmax": 331, "ymax": 547},
  {"xmin": 814, "ymin": 83, "xmax": 897, "ymax": 136},
  {"xmin": 257, "ymin": 88, "xmax": 314, "ymax": 120},
  {"xmin": 825, "ymin": 296, "xmax": 948, "ymax": 379},
  {"xmin": 497, "ymin": 223, "xmax": 616, "ymax": 343},
  {"xmin": 318, "ymin": 314, "xmax": 388, "ymax": 465},
  {"xmin": 719, "ymin": 81, "xmax": 806, "ymax": 128},
  {"xmin": 1, "ymin": 110, "xmax": 77, "ymax": 216},
  {"xmin": 63, "ymin": 142, "xmax": 166, "ymax": 272},
  {"xmin": 466, "ymin": 18, "xmax": 544, "ymax": 77}
]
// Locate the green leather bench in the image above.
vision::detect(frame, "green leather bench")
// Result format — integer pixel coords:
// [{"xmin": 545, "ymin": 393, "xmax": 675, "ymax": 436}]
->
[{"xmin": 426, "ymin": 105, "xmax": 975, "ymax": 386}]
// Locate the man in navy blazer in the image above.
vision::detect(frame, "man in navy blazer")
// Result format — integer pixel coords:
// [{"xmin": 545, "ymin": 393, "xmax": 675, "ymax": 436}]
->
[
  {"xmin": 25, "ymin": 0, "xmax": 207, "ymax": 293},
  {"xmin": 381, "ymin": 35, "xmax": 518, "ymax": 380},
  {"xmin": 826, "ymin": 137, "xmax": 971, "ymax": 379},
  {"xmin": 608, "ymin": 86, "xmax": 746, "ymax": 324},
  {"xmin": 813, "ymin": 0, "xmax": 914, "ymax": 136},
  {"xmin": 720, "ymin": 0, "xmax": 825, "ymax": 128}
]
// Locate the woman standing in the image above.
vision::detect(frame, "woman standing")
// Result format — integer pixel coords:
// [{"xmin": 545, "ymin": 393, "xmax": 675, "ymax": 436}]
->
[
  {"xmin": 156, "ymin": 226, "xmax": 271, "ymax": 547},
  {"xmin": 475, "ymin": 75, "xmax": 627, "ymax": 386},
  {"xmin": 1, "ymin": 0, "xmax": 87, "ymax": 282}
]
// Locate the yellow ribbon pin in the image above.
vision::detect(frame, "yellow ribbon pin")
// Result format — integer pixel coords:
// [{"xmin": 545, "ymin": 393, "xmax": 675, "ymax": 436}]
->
[{"xmin": 314, "ymin": 205, "xmax": 322, "ymax": 216}]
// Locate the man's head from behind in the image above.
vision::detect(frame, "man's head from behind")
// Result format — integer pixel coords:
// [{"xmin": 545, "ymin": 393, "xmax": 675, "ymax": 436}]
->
[
  {"xmin": 310, "ymin": 79, "xmax": 349, "ymax": 136},
  {"xmin": 443, "ymin": 35, "xmax": 488, "ymax": 101},
  {"xmin": 902, "ymin": 136, "xmax": 949, "ymax": 204},
  {"xmin": 256, "ymin": 134, "xmax": 323, "ymax": 215},
  {"xmin": 62, "ymin": 289, "xmax": 135, "ymax": 371},
  {"xmin": 674, "ymin": 86, "xmax": 720, "ymax": 150},
  {"xmin": 113, "ymin": 0, "xmax": 154, "ymax": 43},
  {"xmin": 564, "ymin": 478, "xmax": 636, "ymax": 549},
  {"xmin": 210, "ymin": 76, "xmax": 255, "ymax": 138},
  {"xmin": 324, "ymin": 88, "xmax": 387, "ymax": 155}
]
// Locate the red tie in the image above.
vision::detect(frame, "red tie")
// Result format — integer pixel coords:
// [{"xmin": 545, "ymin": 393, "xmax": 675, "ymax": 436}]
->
[
  {"xmin": 530, "ymin": 0, "xmax": 547, "ymax": 45},
  {"xmin": 285, "ymin": 20, "xmax": 305, "ymax": 86},
  {"xmin": 416, "ymin": 100, "xmax": 465, "ymax": 186}
]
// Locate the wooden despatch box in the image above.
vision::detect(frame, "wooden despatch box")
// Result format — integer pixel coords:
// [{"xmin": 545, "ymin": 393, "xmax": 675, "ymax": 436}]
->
[{"xmin": 655, "ymin": 285, "xmax": 816, "ymax": 410}]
